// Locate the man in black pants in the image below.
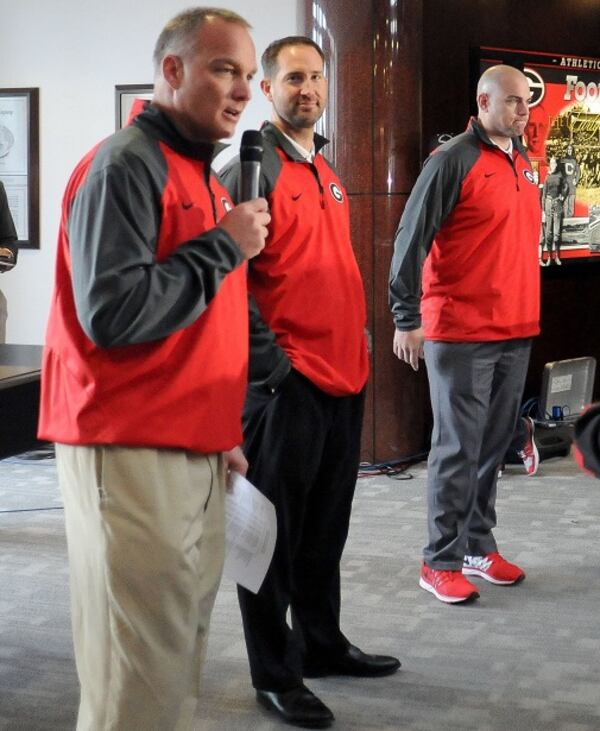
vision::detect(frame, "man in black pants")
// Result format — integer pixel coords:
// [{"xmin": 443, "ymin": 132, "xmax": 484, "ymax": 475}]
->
[
  {"xmin": 0, "ymin": 182, "xmax": 18, "ymax": 342},
  {"xmin": 221, "ymin": 36, "xmax": 399, "ymax": 729}
]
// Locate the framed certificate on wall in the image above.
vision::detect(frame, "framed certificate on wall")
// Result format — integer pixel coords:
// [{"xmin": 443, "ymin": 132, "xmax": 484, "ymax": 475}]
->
[
  {"xmin": 0, "ymin": 88, "xmax": 39, "ymax": 249},
  {"xmin": 115, "ymin": 84, "xmax": 153, "ymax": 130}
]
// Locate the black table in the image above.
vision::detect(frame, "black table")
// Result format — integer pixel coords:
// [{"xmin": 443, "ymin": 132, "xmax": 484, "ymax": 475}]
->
[{"xmin": 0, "ymin": 344, "xmax": 44, "ymax": 459}]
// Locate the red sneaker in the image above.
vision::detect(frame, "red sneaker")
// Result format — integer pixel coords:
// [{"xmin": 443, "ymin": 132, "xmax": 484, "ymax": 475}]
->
[
  {"xmin": 462, "ymin": 552, "xmax": 525, "ymax": 585},
  {"xmin": 517, "ymin": 417, "xmax": 539, "ymax": 476},
  {"xmin": 419, "ymin": 562, "xmax": 479, "ymax": 604}
]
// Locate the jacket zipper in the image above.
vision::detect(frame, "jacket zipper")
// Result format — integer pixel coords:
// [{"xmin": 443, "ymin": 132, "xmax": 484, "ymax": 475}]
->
[
  {"xmin": 204, "ymin": 162, "xmax": 219, "ymax": 222},
  {"xmin": 309, "ymin": 162, "xmax": 325, "ymax": 209}
]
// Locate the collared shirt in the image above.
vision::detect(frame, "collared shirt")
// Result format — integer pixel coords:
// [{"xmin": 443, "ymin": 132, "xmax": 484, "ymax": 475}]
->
[
  {"xmin": 494, "ymin": 139, "xmax": 513, "ymax": 158},
  {"xmin": 280, "ymin": 129, "xmax": 315, "ymax": 162}
]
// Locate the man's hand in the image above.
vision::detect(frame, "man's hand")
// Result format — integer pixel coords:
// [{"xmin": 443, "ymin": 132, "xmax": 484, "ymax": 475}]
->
[
  {"xmin": 392, "ymin": 327, "xmax": 424, "ymax": 371},
  {"xmin": 0, "ymin": 247, "xmax": 15, "ymax": 273},
  {"xmin": 220, "ymin": 199, "xmax": 270, "ymax": 260},
  {"xmin": 223, "ymin": 445, "xmax": 248, "ymax": 491}
]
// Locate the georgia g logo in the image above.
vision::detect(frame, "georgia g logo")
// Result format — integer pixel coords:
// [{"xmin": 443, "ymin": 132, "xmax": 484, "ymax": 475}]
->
[
  {"xmin": 524, "ymin": 67, "xmax": 545, "ymax": 108},
  {"xmin": 523, "ymin": 169, "xmax": 536, "ymax": 185},
  {"xmin": 221, "ymin": 197, "xmax": 233, "ymax": 213},
  {"xmin": 329, "ymin": 182, "xmax": 344, "ymax": 204}
]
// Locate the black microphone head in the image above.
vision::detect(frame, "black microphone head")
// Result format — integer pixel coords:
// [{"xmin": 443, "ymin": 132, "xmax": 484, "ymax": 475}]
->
[{"xmin": 240, "ymin": 130, "xmax": 263, "ymax": 163}]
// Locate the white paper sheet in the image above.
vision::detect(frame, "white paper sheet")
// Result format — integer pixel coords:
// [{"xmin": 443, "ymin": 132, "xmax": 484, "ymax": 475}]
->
[{"xmin": 223, "ymin": 472, "xmax": 277, "ymax": 594}]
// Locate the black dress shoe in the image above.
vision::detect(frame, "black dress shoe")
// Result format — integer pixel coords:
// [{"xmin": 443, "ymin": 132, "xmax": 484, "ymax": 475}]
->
[
  {"xmin": 256, "ymin": 685, "xmax": 334, "ymax": 728},
  {"xmin": 303, "ymin": 644, "xmax": 401, "ymax": 678}
]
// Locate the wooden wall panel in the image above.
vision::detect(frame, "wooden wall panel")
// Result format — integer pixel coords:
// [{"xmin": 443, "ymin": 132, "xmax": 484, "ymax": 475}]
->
[
  {"xmin": 348, "ymin": 195, "xmax": 375, "ymax": 458},
  {"xmin": 373, "ymin": 194, "xmax": 431, "ymax": 460},
  {"xmin": 372, "ymin": 0, "xmax": 423, "ymax": 194},
  {"xmin": 371, "ymin": 0, "xmax": 424, "ymax": 460}
]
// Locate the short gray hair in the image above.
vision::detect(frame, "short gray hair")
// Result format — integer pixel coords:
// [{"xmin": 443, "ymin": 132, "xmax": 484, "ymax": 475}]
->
[{"xmin": 153, "ymin": 7, "xmax": 251, "ymax": 74}]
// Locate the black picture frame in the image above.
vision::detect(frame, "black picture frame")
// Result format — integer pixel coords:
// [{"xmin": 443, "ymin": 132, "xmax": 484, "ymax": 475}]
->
[
  {"xmin": 0, "ymin": 87, "xmax": 40, "ymax": 250},
  {"xmin": 114, "ymin": 84, "xmax": 153, "ymax": 130}
]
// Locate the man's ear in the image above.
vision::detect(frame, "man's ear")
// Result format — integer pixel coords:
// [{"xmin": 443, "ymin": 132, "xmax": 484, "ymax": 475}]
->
[
  {"xmin": 162, "ymin": 54, "xmax": 184, "ymax": 90},
  {"xmin": 477, "ymin": 92, "xmax": 489, "ymax": 113},
  {"xmin": 260, "ymin": 78, "xmax": 273, "ymax": 101}
]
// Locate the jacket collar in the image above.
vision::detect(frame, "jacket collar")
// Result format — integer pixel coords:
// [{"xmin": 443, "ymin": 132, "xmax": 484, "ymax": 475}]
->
[
  {"xmin": 468, "ymin": 116, "xmax": 527, "ymax": 155},
  {"xmin": 133, "ymin": 103, "xmax": 227, "ymax": 162},
  {"xmin": 261, "ymin": 121, "xmax": 329, "ymax": 161}
]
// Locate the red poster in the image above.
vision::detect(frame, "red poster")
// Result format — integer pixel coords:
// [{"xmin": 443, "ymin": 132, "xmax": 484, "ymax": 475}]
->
[{"xmin": 479, "ymin": 47, "xmax": 600, "ymax": 264}]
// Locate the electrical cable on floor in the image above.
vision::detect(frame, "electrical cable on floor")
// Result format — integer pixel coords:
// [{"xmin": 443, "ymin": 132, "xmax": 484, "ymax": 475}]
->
[
  {"xmin": 520, "ymin": 396, "xmax": 540, "ymax": 420},
  {"xmin": 358, "ymin": 451, "xmax": 428, "ymax": 480}
]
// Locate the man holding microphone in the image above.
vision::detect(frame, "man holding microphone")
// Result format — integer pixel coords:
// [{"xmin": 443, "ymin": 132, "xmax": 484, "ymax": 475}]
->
[{"xmin": 38, "ymin": 8, "xmax": 269, "ymax": 729}]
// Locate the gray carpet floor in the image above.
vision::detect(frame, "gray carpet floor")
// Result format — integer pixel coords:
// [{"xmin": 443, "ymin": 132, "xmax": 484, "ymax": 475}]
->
[{"xmin": 1, "ymin": 451, "xmax": 599, "ymax": 730}]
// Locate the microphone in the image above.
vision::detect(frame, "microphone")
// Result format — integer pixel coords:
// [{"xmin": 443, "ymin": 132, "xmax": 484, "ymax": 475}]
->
[{"xmin": 239, "ymin": 130, "xmax": 264, "ymax": 202}]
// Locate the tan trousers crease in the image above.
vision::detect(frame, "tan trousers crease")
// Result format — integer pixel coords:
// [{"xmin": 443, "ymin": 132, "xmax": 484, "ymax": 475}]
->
[{"xmin": 56, "ymin": 444, "xmax": 226, "ymax": 731}]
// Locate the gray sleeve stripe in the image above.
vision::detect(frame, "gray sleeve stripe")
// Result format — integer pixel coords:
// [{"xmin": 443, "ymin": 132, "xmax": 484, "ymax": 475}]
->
[
  {"xmin": 388, "ymin": 136, "xmax": 479, "ymax": 330},
  {"xmin": 69, "ymin": 131, "xmax": 243, "ymax": 347}
]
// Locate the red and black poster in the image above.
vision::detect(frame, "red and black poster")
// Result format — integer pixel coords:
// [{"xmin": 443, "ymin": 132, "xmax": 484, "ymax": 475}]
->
[{"xmin": 478, "ymin": 46, "xmax": 600, "ymax": 264}]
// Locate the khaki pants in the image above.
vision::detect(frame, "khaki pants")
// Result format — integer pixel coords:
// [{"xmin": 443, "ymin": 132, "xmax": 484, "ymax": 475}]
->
[{"xmin": 56, "ymin": 444, "xmax": 226, "ymax": 731}]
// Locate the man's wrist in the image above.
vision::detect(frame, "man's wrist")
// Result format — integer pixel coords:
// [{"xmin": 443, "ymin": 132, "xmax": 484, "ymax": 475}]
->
[{"xmin": 0, "ymin": 247, "xmax": 15, "ymax": 271}]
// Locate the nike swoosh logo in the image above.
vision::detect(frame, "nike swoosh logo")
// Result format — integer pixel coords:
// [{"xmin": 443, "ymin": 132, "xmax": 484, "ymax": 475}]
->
[
  {"xmin": 484, "ymin": 172, "xmax": 495, "ymax": 178},
  {"xmin": 292, "ymin": 193, "xmax": 302, "ymax": 201},
  {"xmin": 182, "ymin": 202, "xmax": 194, "ymax": 209}
]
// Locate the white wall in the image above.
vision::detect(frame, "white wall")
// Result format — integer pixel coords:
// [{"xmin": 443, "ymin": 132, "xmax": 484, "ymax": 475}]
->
[{"xmin": 0, "ymin": 0, "xmax": 296, "ymax": 344}]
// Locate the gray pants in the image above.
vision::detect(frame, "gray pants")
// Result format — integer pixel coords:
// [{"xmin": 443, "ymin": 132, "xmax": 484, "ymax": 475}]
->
[
  {"xmin": 563, "ymin": 193, "xmax": 576, "ymax": 218},
  {"xmin": 544, "ymin": 197, "xmax": 563, "ymax": 253},
  {"xmin": 423, "ymin": 339, "xmax": 532, "ymax": 569}
]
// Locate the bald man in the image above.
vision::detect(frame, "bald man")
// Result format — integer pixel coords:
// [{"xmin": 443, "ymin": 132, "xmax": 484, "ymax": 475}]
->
[{"xmin": 389, "ymin": 65, "xmax": 541, "ymax": 604}]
